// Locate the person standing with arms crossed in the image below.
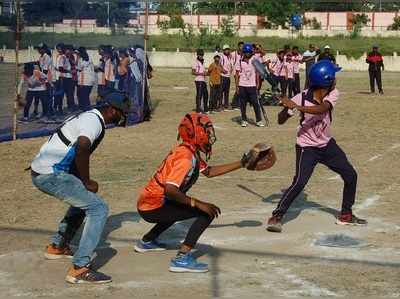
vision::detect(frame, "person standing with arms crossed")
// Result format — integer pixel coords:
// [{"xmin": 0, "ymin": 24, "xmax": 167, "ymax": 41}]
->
[
  {"xmin": 366, "ymin": 45, "xmax": 384, "ymax": 94},
  {"xmin": 235, "ymin": 43, "xmax": 264, "ymax": 128},
  {"xmin": 266, "ymin": 61, "xmax": 367, "ymax": 233},
  {"xmin": 192, "ymin": 49, "xmax": 208, "ymax": 113}
]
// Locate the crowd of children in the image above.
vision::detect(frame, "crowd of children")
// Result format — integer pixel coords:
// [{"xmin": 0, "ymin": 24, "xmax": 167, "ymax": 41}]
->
[{"xmin": 18, "ymin": 43, "xmax": 152, "ymax": 125}]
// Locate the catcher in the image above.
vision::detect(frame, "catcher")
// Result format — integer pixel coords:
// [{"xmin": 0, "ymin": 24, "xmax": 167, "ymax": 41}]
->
[
  {"xmin": 266, "ymin": 60, "xmax": 367, "ymax": 233},
  {"xmin": 135, "ymin": 112, "xmax": 276, "ymax": 273}
]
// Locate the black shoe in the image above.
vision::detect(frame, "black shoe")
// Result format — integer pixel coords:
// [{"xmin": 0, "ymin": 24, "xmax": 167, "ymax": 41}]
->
[{"xmin": 66, "ymin": 265, "xmax": 112, "ymax": 284}]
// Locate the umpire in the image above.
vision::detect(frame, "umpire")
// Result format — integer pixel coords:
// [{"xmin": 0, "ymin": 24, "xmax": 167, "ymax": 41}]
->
[{"xmin": 366, "ymin": 45, "xmax": 384, "ymax": 94}]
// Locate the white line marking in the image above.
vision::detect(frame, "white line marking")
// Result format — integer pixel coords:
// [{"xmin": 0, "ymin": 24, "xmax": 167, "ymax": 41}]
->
[
  {"xmin": 355, "ymin": 195, "xmax": 381, "ymax": 211},
  {"xmin": 327, "ymin": 174, "xmax": 340, "ymax": 180},
  {"xmin": 367, "ymin": 154, "xmax": 382, "ymax": 162},
  {"xmin": 213, "ymin": 125, "xmax": 226, "ymax": 130},
  {"xmin": 390, "ymin": 143, "xmax": 400, "ymax": 150}
]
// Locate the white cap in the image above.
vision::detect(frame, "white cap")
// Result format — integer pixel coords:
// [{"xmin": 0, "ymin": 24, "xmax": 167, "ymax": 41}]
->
[
  {"xmin": 222, "ymin": 44, "xmax": 230, "ymax": 50},
  {"xmin": 324, "ymin": 45, "xmax": 331, "ymax": 49}
]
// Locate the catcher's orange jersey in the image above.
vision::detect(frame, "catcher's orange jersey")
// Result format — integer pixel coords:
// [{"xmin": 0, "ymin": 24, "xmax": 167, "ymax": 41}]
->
[{"xmin": 137, "ymin": 144, "xmax": 208, "ymax": 211}]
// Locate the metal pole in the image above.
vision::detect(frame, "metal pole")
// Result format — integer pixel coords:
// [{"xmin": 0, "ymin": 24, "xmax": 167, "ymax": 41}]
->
[
  {"xmin": 13, "ymin": 0, "xmax": 21, "ymax": 141},
  {"xmin": 142, "ymin": 1, "xmax": 149, "ymax": 116},
  {"xmin": 107, "ymin": 1, "xmax": 110, "ymax": 27}
]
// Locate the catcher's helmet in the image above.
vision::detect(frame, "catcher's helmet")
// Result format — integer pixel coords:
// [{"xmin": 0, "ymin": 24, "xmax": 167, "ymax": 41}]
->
[
  {"xmin": 178, "ymin": 112, "xmax": 216, "ymax": 159},
  {"xmin": 242, "ymin": 43, "xmax": 253, "ymax": 54},
  {"xmin": 309, "ymin": 60, "xmax": 341, "ymax": 88}
]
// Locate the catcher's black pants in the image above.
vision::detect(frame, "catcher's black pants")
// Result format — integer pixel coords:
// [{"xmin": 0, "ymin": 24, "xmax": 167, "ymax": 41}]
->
[
  {"xmin": 238, "ymin": 86, "xmax": 262, "ymax": 122},
  {"xmin": 139, "ymin": 200, "xmax": 214, "ymax": 248},
  {"xmin": 272, "ymin": 139, "xmax": 357, "ymax": 218},
  {"xmin": 221, "ymin": 76, "xmax": 231, "ymax": 108},
  {"xmin": 195, "ymin": 81, "xmax": 209, "ymax": 113},
  {"xmin": 369, "ymin": 69, "xmax": 383, "ymax": 93}
]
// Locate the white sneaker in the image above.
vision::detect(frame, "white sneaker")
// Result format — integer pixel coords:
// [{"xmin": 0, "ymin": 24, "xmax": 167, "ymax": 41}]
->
[
  {"xmin": 256, "ymin": 121, "xmax": 265, "ymax": 127},
  {"xmin": 241, "ymin": 121, "xmax": 248, "ymax": 127}
]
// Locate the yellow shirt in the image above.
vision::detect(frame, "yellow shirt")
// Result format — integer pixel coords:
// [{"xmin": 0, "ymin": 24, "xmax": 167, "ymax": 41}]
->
[{"xmin": 208, "ymin": 62, "xmax": 223, "ymax": 86}]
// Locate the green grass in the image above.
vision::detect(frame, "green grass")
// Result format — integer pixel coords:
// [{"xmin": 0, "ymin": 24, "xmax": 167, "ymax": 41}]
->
[{"xmin": 1, "ymin": 32, "xmax": 400, "ymax": 58}]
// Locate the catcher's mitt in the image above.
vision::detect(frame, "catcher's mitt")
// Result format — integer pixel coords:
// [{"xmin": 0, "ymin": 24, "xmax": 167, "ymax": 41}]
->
[{"xmin": 241, "ymin": 143, "xmax": 276, "ymax": 171}]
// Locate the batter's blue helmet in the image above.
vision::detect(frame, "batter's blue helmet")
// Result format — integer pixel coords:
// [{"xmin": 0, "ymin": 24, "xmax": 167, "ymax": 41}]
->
[
  {"xmin": 309, "ymin": 60, "xmax": 341, "ymax": 88},
  {"xmin": 243, "ymin": 43, "xmax": 253, "ymax": 54}
]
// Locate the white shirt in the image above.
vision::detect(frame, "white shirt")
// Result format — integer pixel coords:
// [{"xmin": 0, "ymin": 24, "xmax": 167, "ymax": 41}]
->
[
  {"xmin": 77, "ymin": 58, "xmax": 95, "ymax": 86},
  {"xmin": 39, "ymin": 53, "xmax": 52, "ymax": 72},
  {"xmin": 55, "ymin": 54, "xmax": 72, "ymax": 80},
  {"xmin": 31, "ymin": 109, "xmax": 105, "ymax": 174}
]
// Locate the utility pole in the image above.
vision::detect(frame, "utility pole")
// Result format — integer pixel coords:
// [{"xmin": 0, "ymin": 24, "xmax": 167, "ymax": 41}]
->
[{"xmin": 107, "ymin": 1, "xmax": 110, "ymax": 27}]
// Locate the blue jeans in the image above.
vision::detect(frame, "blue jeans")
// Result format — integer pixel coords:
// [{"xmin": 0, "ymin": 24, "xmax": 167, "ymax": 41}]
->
[{"xmin": 32, "ymin": 172, "xmax": 109, "ymax": 267}]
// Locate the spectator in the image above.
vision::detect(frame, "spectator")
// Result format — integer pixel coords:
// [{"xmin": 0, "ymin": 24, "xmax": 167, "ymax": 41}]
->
[
  {"xmin": 302, "ymin": 44, "xmax": 320, "ymax": 89},
  {"xmin": 231, "ymin": 41, "xmax": 244, "ymax": 110},
  {"xmin": 208, "ymin": 55, "xmax": 224, "ymax": 113},
  {"xmin": 192, "ymin": 49, "xmax": 208, "ymax": 113},
  {"xmin": 76, "ymin": 47, "xmax": 95, "ymax": 111},
  {"xmin": 17, "ymin": 63, "xmax": 49, "ymax": 123},
  {"xmin": 220, "ymin": 44, "xmax": 233, "ymax": 111},
  {"xmin": 366, "ymin": 45, "xmax": 384, "ymax": 94},
  {"xmin": 318, "ymin": 45, "xmax": 336, "ymax": 64},
  {"xmin": 285, "ymin": 54, "xmax": 296, "ymax": 98},
  {"xmin": 268, "ymin": 50, "xmax": 287, "ymax": 96},
  {"xmin": 291, "ymin": 46, "xmax": 303, "ymax": 95}
]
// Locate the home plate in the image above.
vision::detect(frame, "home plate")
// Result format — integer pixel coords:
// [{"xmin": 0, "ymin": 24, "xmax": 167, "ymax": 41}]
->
[
  {"xmin": 173, "ymin": 86, "xmax": 189, "ymax": 90},
  {"xmin": 313, "ymin": 234, "xmax": 368, "ymax": 248}
]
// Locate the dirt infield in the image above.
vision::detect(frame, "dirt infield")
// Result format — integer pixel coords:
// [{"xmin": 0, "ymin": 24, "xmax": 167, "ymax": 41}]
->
[{"xmin": 0, "ymin": 68, "xmax": 399, "ymax": 298}]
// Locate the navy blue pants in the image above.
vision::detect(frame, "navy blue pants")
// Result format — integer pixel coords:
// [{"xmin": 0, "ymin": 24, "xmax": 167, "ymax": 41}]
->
[
  {"xmin": 24, "ymin": 90, "xmax": 48, "ymax": 118},
  {"xmin": 54, "ymin": 78, "xmax": 76, "ymax": 113},
  {"xmin": 77, "ymin": 85, "xmax": 93, "ymax": 111},
  {"xmin": 195, "ymin": 81, "xmax": 208, "ymax": 113},
  {"xmin": 273, "ymin": 139, "xmax": 357, "ymax": 217},
  {"xmin": 238, "ymin": 86, "xmax": 262, "ymax": 122}
]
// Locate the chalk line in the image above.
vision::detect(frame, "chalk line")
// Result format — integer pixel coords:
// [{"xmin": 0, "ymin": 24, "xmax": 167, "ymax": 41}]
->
[
  {"xmin": 355, "ymin": 195, "xmax": 381, "ymax": 211},
  {"xmin": 367, "ymin": 154, "xmax": 383, "ymax": 162}
]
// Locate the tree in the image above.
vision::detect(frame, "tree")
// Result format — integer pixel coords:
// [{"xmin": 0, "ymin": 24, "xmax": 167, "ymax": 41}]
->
[
  {"xmin": 94, "ymin": 0, "xmax": 130, "ymax": 27},
  {"xmin": 22, "ymin": 0, "xmax": 64, "ymax": 25},
  {"xmin": 248, "ymin": 0, "xmax": 300, "ymax": 28}
]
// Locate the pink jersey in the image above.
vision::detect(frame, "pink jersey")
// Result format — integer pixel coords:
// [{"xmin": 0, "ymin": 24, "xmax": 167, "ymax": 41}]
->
[
  {"xmin": 289, "ymin": 88, "xmax": 339, "ymax": 148},
  {"xmin": 235, "ymin": 56, "xmax": 257, "ymax": 87},
  {"xmin": 232, "ymin": 50, "xmax": 242, "ymax": 67},
  {"xmin": 254, "ymin": 52, "xmax": 265, "ymax": 63},
  {"xmin": 192, "ymin": 59, "xmax": 206, "ymax": 82},
  {"xmin": 271, "ymin": 58, "xmax": 286, "ymax": 77},
  {"xmin": 291, "ymin": 53, "xmax": 303, "ymax": 74},
  {"xmin": 220, "ymin": 53, "xmax": 233, "ymax": 78},
  {"xmin": 285, "ymin": 61, "xmax": 295, "ymax": 79}
]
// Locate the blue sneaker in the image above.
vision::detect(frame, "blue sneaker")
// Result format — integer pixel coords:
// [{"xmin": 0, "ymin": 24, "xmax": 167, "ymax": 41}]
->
[
  {"xmin": 169, "ymin": 253, "xmax": 209, "ymax": 273},
  {"xmin": 134, "ymin": 239, "xmax": 167, "ymax": 253}
]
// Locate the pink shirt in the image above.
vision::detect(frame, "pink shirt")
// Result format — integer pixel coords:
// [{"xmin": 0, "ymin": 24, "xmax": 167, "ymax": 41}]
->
[
  {"xmin": 271, "ymin": 57, "xmax": 286, "ymax": 77},
  {"xmin": 254, "ymin": 53, "xmax": 265, "ymax": 63},
  {"xmin": 192, "ymin": 60, "xmax": 206, "ymax": 82},
  {"xmin": 235, "ymin": 56, "xmax": 257, "ymax": 87},
  {"xmin": 289, "ymin": 89, "xmax": 339, "ymax": 148},
  {"xmin": 286, "ymin": 61, "xmax": 295, "ymax": 79},
  {"xmin": 220, "ymin": 53, "xmax": 233, "ymax": 78},
  {"xmin": 232, "ymin": 50, "xmax": 242, "ymax": 67},
  {"xmin": 292, "ymin": 53, "xmax": 303, "ymax": 74}
]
